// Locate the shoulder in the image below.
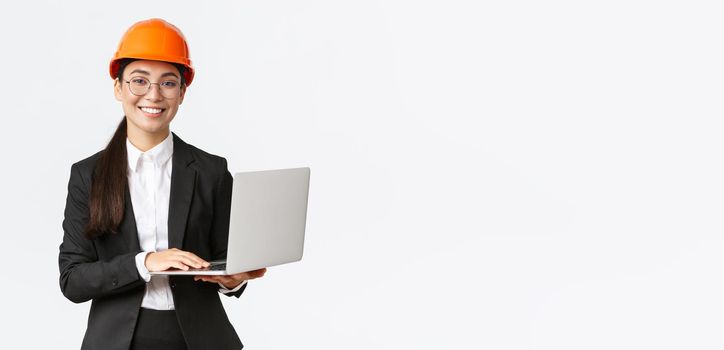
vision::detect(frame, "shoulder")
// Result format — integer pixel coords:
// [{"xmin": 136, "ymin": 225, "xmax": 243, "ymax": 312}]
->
[
  {"xmin": 69, "ymin": 150, "xmax": 104, "ymax": 183},
  {"xmin": 186, "ymin": 142, "xmax": 228, "ymax": 167},
  {"xmin": 173, "ymin": 133, "xmax": 229, "ymax": 174}
]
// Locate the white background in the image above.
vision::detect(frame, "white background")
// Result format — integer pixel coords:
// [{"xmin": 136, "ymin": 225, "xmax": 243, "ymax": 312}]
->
[{"xmin": 1, "ymin": 0, "xmax": 723, "ymax": 349}]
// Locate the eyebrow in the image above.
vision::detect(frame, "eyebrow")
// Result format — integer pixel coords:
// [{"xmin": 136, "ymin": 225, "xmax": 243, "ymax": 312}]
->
[{"xmin": 128, "ymin": 69, "xmax": 180, "ymax": 79}]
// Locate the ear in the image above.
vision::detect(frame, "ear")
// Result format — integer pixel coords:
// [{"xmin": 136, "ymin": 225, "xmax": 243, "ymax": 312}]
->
[{"xmin": 113, "ymin": 78, "xmax": 123, "ymax": 101}]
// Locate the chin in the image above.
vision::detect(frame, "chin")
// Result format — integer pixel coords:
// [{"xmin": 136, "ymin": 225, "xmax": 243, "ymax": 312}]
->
[
  {"xmin": 129, "ymin": 117, "xmax": 169, "ymax": 134},
  {"xmin": 143, "ymin": 124, "xmax": 169, "ymax": 135}
]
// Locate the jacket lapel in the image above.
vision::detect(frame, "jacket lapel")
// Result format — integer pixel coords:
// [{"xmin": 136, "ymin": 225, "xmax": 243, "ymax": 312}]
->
[{"xmin": 168, "ymin": 133, "xmax": 197, "ymax": 249}]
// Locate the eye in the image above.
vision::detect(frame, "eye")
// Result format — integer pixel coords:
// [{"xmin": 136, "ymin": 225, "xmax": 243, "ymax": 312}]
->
[
  {"xmin": 130, "ymin": 78, "xmax": 148, "ymax": 86},
  {"xmin": 160, "ymin": 80, "xmax": 179, "ymax": 88}
]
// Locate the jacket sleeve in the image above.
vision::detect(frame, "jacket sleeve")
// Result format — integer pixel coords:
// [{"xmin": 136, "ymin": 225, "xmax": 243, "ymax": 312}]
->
[
  {"xmin": 209, "ymin": 158, "xmax": 247, "ymax": 298},
  {"xmin": 58, "ymin": 163, "xmax": 145, "ymax": 304}
]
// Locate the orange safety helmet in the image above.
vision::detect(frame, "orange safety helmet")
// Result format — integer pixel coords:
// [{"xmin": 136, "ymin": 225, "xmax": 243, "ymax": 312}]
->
[{"xmin": 109, "ymin": 18, "xmax": 195, "ymax": 86}]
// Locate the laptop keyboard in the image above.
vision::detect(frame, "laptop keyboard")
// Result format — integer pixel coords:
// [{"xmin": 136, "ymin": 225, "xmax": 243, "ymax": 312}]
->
[{"xmin": 209, "ymin": 263, "xmax": 226, "ymax": 271}]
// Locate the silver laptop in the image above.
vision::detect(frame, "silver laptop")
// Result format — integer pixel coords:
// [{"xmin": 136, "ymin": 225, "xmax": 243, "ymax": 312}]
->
[{"xmin": 151, "ymin": 167, "xmax": 310, "ymax": 275}]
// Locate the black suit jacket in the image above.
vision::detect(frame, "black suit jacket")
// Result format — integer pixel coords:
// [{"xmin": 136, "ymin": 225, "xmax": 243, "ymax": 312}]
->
[{"xmin": 59, "ymin": 133, "xmax": 246, "ymax": 350}]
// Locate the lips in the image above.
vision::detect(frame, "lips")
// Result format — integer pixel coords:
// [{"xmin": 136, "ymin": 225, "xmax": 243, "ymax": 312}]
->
[
  {"xmin": 139, "ymin": 106, "xmax": 165, "ymax": 114},
  {"xmin": 138, "ymin": 106, "xmax": 166, "ymax": 118}
]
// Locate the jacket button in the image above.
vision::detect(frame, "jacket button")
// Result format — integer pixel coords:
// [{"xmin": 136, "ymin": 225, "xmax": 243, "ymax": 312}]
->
[
  {"xmin": 170, "ymin": 282, "xmax": 176, "ymax": 288},
  {"xmin": 112, "ymin": 279, "xmax": 118, "ymax": 286}
]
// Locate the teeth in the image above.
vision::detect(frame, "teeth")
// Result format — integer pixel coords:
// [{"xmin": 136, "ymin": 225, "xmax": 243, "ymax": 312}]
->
[{"xmin": 140, "ymin": 107, "xmax": 162, "ymax": 114}]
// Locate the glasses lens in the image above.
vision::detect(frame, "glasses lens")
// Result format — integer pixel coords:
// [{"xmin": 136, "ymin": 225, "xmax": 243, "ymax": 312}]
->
[
  {"xmin": 128, "ymin": 78, "xmax": 149, "ymax": 96},
  {"xmin": 159, "ymin": 81, "xmax": 181, "ymax": 98}
]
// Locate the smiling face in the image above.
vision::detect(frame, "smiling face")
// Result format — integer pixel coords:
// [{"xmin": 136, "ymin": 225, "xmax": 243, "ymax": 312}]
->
[{"xmin": 114, "ymin": 60, "xmax": 186, "ymax": 142}]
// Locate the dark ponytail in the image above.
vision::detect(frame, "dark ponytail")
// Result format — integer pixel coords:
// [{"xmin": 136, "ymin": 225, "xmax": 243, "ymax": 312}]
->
[{"xmin": 84, "ymin": 117, "xmax": 128, "ymax": 239}]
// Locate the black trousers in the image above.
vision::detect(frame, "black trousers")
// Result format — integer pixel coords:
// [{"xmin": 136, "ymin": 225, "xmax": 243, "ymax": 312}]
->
[{"xmin": 130, "ymin": 308, "xmax": 189, "ymax": 350}]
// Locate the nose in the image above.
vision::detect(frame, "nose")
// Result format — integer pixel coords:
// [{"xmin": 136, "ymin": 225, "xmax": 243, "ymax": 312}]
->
[{"xmin": 144, "ymin": 83, "xmax": 163, "ymax": 101}]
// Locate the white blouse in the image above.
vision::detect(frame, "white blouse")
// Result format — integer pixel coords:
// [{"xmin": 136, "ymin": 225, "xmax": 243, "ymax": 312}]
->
[{"xmin": 127, "ymin": 132, "xmax": 244, "ymax": 310}]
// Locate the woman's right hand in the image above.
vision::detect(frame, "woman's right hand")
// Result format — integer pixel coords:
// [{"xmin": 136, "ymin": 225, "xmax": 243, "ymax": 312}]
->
[{"xmin": 144, "ymin": 248, "xmax": 210, "ymax": 272}]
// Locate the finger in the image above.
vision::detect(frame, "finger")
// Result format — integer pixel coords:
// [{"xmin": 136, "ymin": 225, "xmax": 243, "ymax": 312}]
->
[
  {"xmin": 213, "ymin": 275, "xmax": 232, "ymax": 283},
  {"xmin": 169, "ymin": 261, "xmax": 189, "ymax": 271},
  {"xmin": 230, "ymin": 272, "xmax": 249, "ymax": 280},
  {"xmin": 169, "ymin": 253, "xmax": 207, "ymax": 269},
  {"xmin": 174, "ymin": 251, "xmax": 210, "ymax": 267},
  {"xmin": 182, "ymin": 251, "xmax": 210, "ymax": 266},
  {"xmin": 233, "ymin": 268, "xmax": 265, "ymax": 280},
  {"xmin": 244, "ymin": 268, "xmax": 266, "ymax": 277},
  {"xmin": 173, "ymin": 255, "xmax": 205, "ymax": 269},
  {"xmin": 197, "ymin": 274, "xmax": 220, "ymax": 281}
]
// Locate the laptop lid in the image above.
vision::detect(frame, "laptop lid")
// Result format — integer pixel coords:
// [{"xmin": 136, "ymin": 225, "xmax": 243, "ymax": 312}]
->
[
  {"xmin": 225, "ymin": 167, "xmax": 310, "ymax": 274},
  {"xmin": 150, "ymin": 167, "xmax": 310, "ymax": 275}
]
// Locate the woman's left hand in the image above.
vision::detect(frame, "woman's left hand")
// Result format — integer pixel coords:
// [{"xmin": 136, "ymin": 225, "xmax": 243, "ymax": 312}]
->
[{"xmin": 194, "ymin": 268, "xmax": 267, "ymax": 289}]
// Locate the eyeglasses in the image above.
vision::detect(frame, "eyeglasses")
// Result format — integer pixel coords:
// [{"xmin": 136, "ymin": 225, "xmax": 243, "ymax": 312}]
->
[{"xmin": 124, "ymin": 77, "xmax": 182, "ymax": 98}]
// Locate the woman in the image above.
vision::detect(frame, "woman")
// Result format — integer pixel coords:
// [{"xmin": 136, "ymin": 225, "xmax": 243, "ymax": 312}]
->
[{"xmin": 58, "ymin": 18, "xmax": 265, "ymax": 350}]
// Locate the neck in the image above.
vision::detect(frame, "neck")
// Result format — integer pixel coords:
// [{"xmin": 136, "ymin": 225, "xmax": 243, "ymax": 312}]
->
[{"xmin": 126, "ymin": 126, "xmax": 170, "ymax": 152}]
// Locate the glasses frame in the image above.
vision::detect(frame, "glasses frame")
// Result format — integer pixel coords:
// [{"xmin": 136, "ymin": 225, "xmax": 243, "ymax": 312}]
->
[{"xmin": 123, "ymin": 77, "xmax": 182, "ymax": 99}]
